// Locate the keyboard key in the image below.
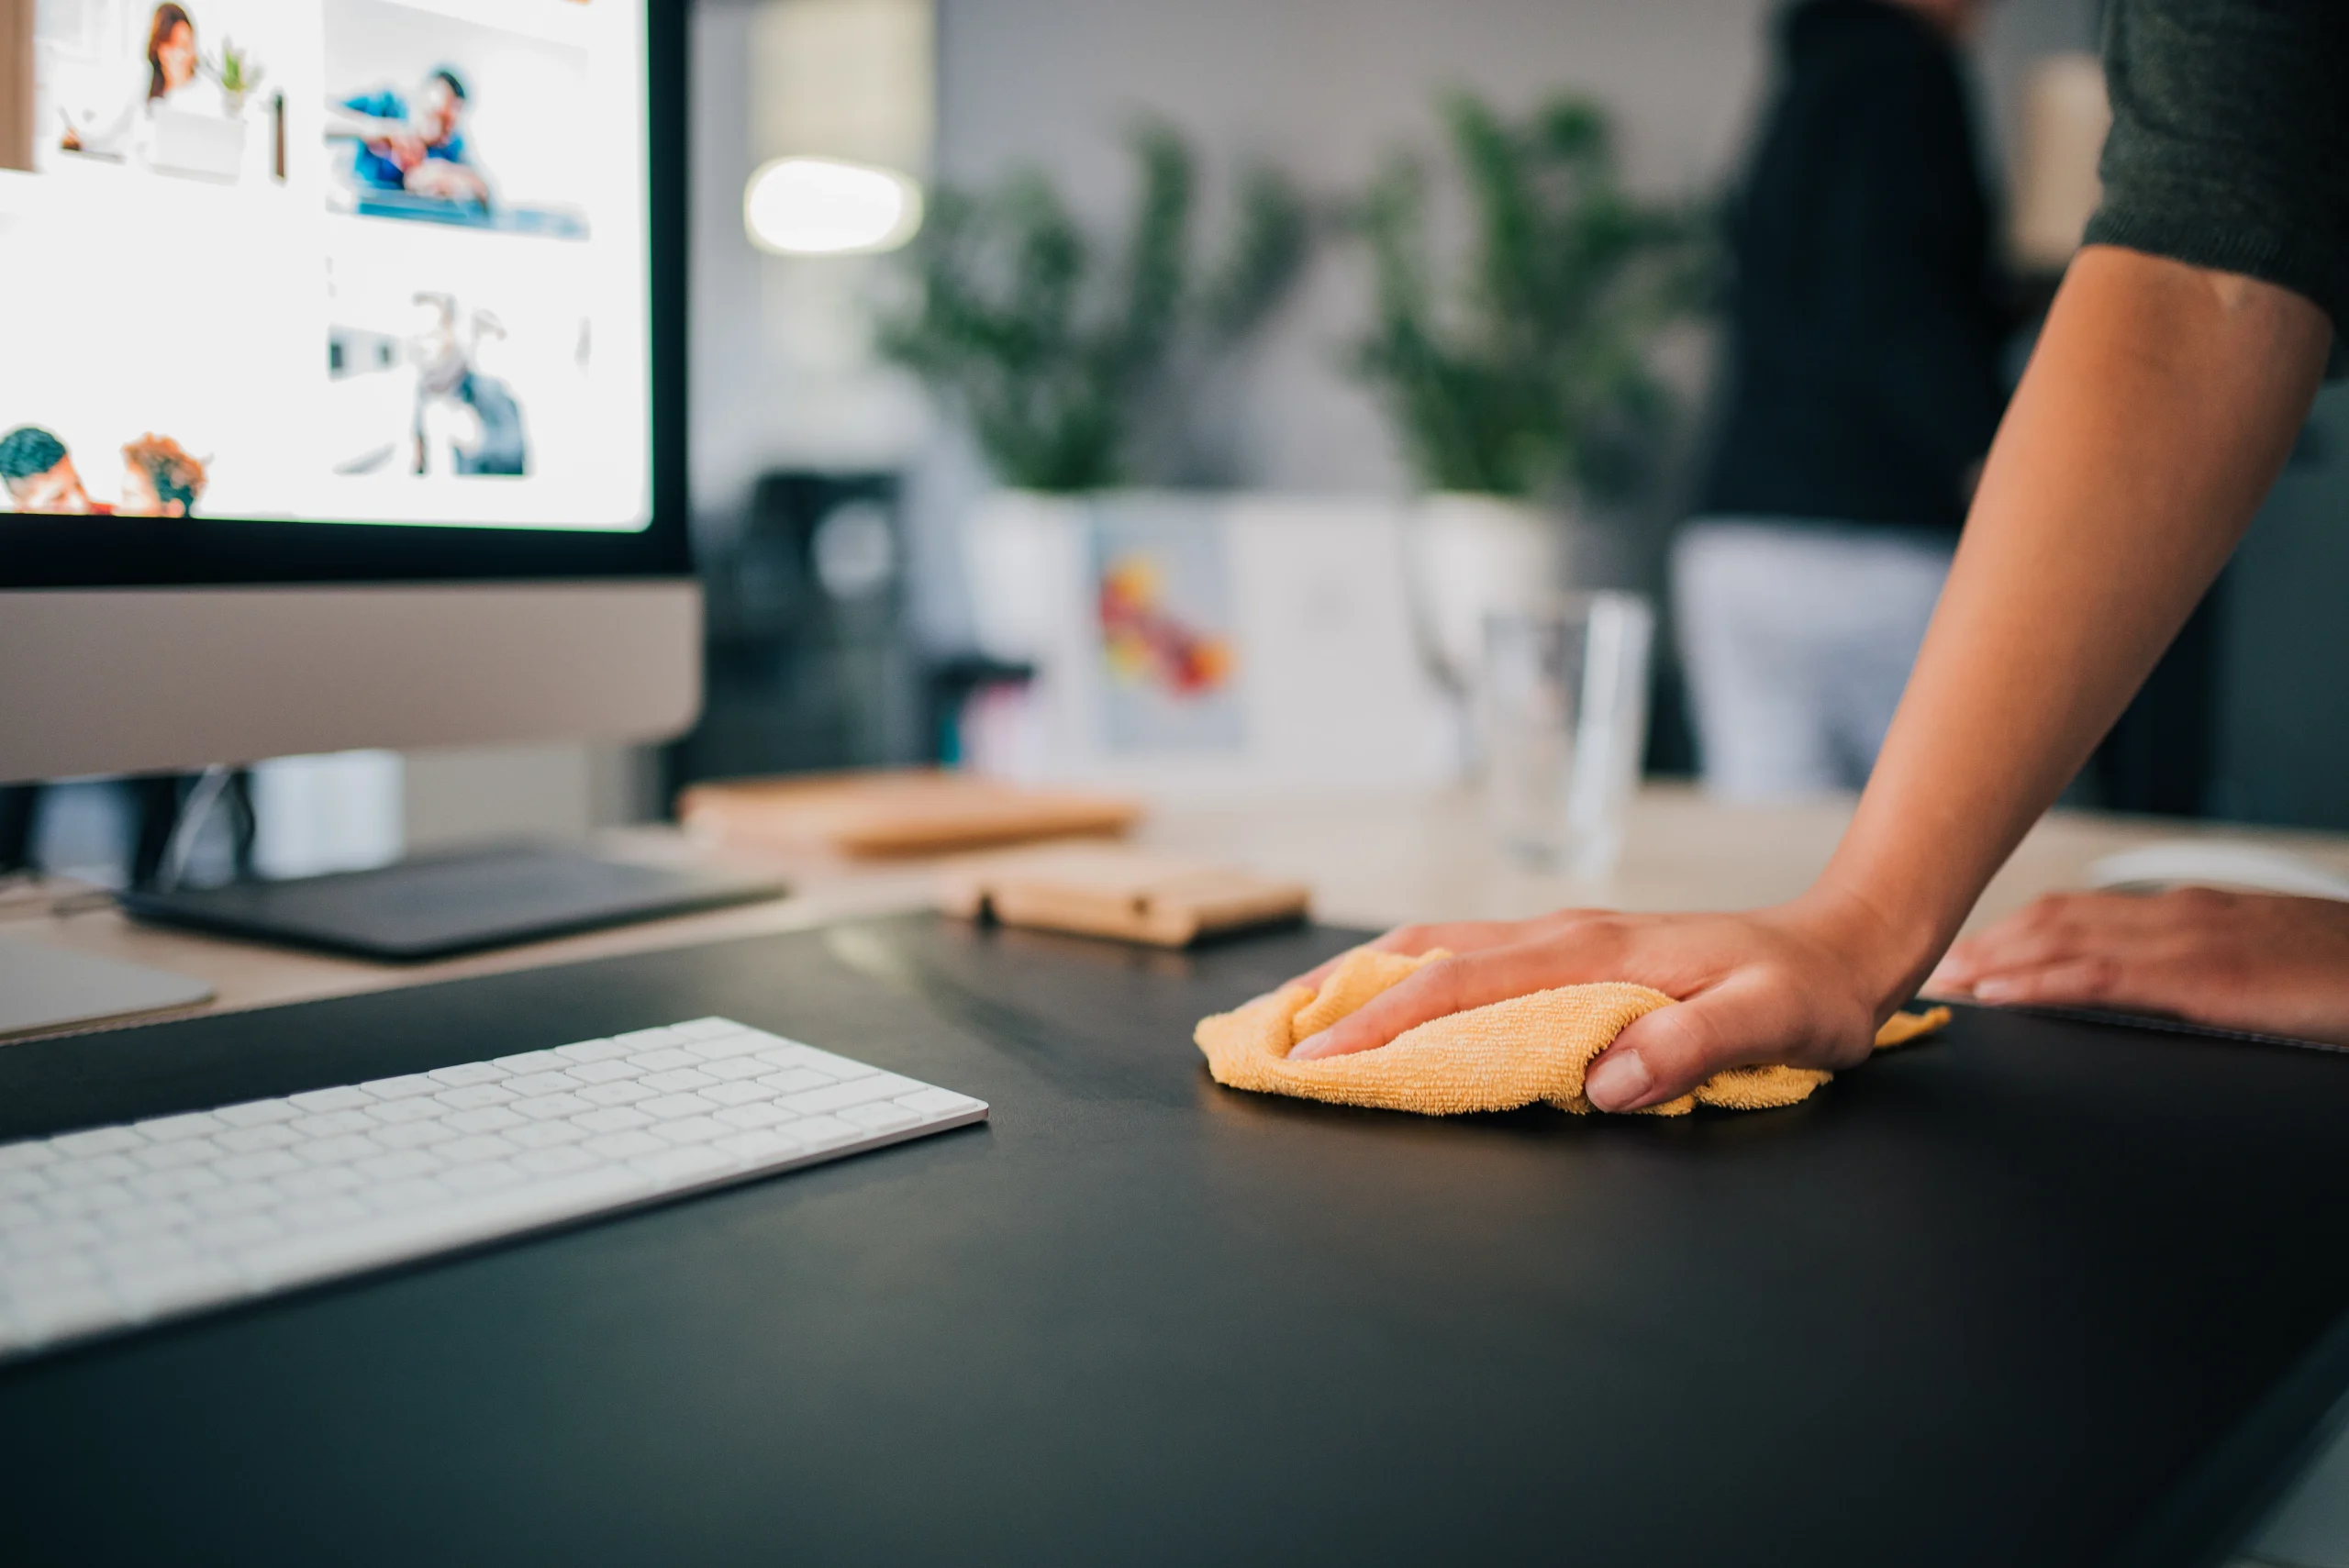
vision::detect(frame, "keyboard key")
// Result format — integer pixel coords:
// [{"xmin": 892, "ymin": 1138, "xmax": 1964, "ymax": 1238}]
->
[
  {"xmin": 700, "ymin": 1081, "xmax": 773, "ymax": 1107},
  {"xmin": 669, "ymin": 1018, "xmax": 740, "ymax": 1041},
  {"xmin": 651, "ymin": 1117, "xmax": 730, "ymax": 1146},
  {"xmin": 39, "ymin": 1182, "xmax": 136, "ymax": 1218},
  {"xmin": 714, "ymin": 1128, "xmax": 810, "ymax": 1163},
  {"xmin": 360, "ymin": 1073, "xmax": 440, "ymax": 1101},
  {"xmin": 639, "ymin": 1093, "xmax": 717, "ymax": 1121},
  {"xmin": 216, "ymin": 1099, "xmax": 302, "ymax": 1128},
  {"xmin": 0, "ymin": 1142, "xmax": 60, "ymax": 1172},
  {"xmin": 514, "ymin": 1144, "xmax": 598, "ymax": 1177},
  {"xmin": 95, "ymin": 1233, "xmax": 196, "ymax": 1275},
  {"xmin": 278, "ymin": 1195, "xmax": 370, "ymax": 1233},
  {"xmin": 292, "ymin": 1110, "xmax": 377, "ymax": 1140},
  {"xmin": 612, "ymin": 1027, "xmax": 685, "ymax": 1051},
  {"xmin": 554, "ymin": 1038, "xmax": 629, "ymax": 1063},
  {"xmin": 98, "ymin": 1198, "xmax": 195, "ymax": 1238},
  {"xmin": 440, "ymin": 1161, "xmax": 524, "ymax": 1195},
  {"xmin": 128, "ymin": 1166, "xmax": 223, "ymax": 1201},
  {"xmin": 840, "ymin": 1102, "xmax": 920, "ymax": 1132},
  {"xmin": 490, "ymin": 1050, "xmax": 570, "ymax": 1073},
  {"xmin": 52, "ymin": 1127, "xmax": 145, "ymax": 1157},
  {"xmin": 188, "ymin": 1212, "xmax": 284, "ymax": 1251},
  {"xmin": 632, "ymin": 1145, "xmax": 737, "ymax": 1185},
  {"xmin": 355, "ymin": 1151, "xmax": 444, "ymax": 1183},
  {"xmin": 216, "ymin": 1124, "xmax": 302, "ymax": 1154},
  {"xmin": 131, "ymin": 1136, "xmax": 224, "ymax": 1171},
  {"xmin": 506, "ymin": 1119, "xmax": 588, "ymax": 1150},
  {"xmin": 132, "ymin": 1111, "xmax": 228, "ymax": 1143},
  {"xmin": 640, "ymin": 1067, "xmax": 718, "ymax": 1094},
  {"xmin": 433, "ymin": 1084, "xmax": 517, "ymax": 1112},
  {"xmin": 7, "ymin": 1218, "xmax": 105, "ymax": 1257},
  {"xmin": 372, "ymin": 1120, "xmax": 456, "ymax": 1151},
  {"xmin": 446, "ymin": 1106, "xmax": 526, "ymax": 1136},
  {"xmin": 896, "ymin": 1088, "xmax": 986, "ymax": 1118},
  {"xmin": 581, "ymin": 1081, "xmax": 654, "ymax": 1107},
  {"xmin": 187, "ymin": 1183, "xmax": 275, "ymax": 1218},
  {"xmin": 757, "ymin": 1069, "xmax": 831, "ymax": 1096},
  {"xmin": 428, "ymin": 1062, "xmax": 508, "ymax": 1088},
  {"xmin": 789, "ymin": 1116, "xmax": 865, "ymax": 1151},
  {"xmin": 273, "ymin": 1166, "xmax": 362, "ymax": 1200},
  {"xmin": 365, "ymin": 1096, "xmax": 446, "ymax": 1126},
  {"xmin": 287, "ymin": 1085, "xmax": 375, "ymax": 1114},
  {"xmin": 796, "ymin": 1050, "xmax": 881, "ymax": 1082},
  {"xmin": 573, "ymin": 1106, "xmax": 653, "ymax": 1135},
  {"xmin": 568, "ymin": 1059, "xmax": 644, "ymax": 1085},
  {"xmin": 362, "ymin": 1177, "xmax": 452, "ymax": 1214},
  {"xmin": 0, "ymin": 1169, "xmax": 54, "ymax": 1201},
  {"xmin": 501, "ymin": 1071, "xmax": 581, "ymax": 1098},
  {"xmin": 685, "ymin": 1034, "xmax": 773, "ymax": 1063},
  {"xmin": 217, "ymin": 1151, "xmax": 304, "ymax": 1182},
  {"xmin": 781, "ymin": 1076, "xmax": 923, "ymax": 1117},
  {"xmin": 714, "ymin": 1101, "xmax": 797, "ymax": 1130},
  {"xmin": 628, "ymin": 1048, "xmax": 703, "ymax": 1073},
  {"xmin": 437, "ymin": 1135, "xmax": 519, "ymax": 1166},
  {"xmin": 295, "ymin": 1135, "xmax": 383, "ymax": 1166},
  {"xmin": 700, "ymin": 1055, "xmax": 772, "ymax": 1082},
  {"xmin": 49, "ymin": 1153, "xmax": 139, "ymax": 1186},
  {"xmin": 515, "ymin": 1092, "xmax": 595, "ymax": 1121},
  {"xmin": 585, "ymin": 1130, "xmax": 666, "ymax": 1161}
]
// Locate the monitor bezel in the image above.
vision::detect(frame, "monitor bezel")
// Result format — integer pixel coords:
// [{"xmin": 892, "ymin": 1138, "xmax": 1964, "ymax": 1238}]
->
[{"xmin": 0, "ymin": 0, "xmax": 690, "ymax": 590}]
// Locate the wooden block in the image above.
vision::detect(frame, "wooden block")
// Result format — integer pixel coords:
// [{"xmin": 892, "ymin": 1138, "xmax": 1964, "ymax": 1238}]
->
[
  {"xmin": 678, "ymin": 769, "xmax": 1141, "ymax": 859},
  {"xmin": 941, "ymin": 844, "xmax": 1310, "ymax": 947}
]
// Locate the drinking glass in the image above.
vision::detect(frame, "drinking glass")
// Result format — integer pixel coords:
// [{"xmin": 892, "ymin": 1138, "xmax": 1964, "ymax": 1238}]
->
[{"xmin": 1478, "ymin": 595, "xmax": 1654, "ymax": 876}]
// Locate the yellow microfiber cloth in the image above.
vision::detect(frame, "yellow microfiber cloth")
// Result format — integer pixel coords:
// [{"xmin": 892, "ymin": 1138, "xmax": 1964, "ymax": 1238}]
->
[{"xmin": 1195, "ymin": 947, "xmax": 1949, "ymax": 1118}]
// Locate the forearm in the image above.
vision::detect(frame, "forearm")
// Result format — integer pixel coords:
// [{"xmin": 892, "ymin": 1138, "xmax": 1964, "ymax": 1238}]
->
[{"xmin": 1809, "ymin": 246, "xmax": 2332, "ymax": 1004}]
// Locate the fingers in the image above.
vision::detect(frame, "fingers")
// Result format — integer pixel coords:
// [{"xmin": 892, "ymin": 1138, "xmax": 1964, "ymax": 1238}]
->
[
  {"xmin": 1289, "ymin": 924, "xmax": 1641, "ymax": 1060},
  {"xmin": 1966, "ymin": 956, "xmax": 2128, "ymax": 1008},
  {"xmin": 1280, "ymin": 916, "xmax": 1581, "ymax": 993}
]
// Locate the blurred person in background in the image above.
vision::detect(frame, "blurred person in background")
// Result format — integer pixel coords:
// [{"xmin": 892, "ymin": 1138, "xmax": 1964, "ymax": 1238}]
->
[
  {"xmin": 1675, "ymin": 0, "xmax": 2010, "ymax": 800},
  {"xmin": 117, "ymin": 434, "xmax": 207, "ymax": 517},
  {"xmin": 0, "ymin": 426, "xmax": 103, "ymax": 515}
]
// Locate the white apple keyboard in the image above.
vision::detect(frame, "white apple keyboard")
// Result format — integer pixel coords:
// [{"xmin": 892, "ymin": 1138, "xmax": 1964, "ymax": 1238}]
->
[{"xmin": 0, "ymin": 1018, "xmax": 986, "ymax": 1362}]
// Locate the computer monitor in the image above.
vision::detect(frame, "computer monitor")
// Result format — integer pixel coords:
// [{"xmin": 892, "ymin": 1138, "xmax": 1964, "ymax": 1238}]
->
[{"xmin": 0, "ymin": 0, "xmax": 696, "ymax": 786}]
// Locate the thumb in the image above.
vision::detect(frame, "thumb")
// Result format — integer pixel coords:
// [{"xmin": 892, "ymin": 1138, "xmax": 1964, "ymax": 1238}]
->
[{"xmin": 1583, "ymin": 979, "xmax": 1838, "ymax": 1114}]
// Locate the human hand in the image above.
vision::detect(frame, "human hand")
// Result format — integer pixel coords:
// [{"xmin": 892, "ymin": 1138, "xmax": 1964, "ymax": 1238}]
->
[
  {"xmin": 1928, "ymin": 887, "xmax": 2349, "ymax": 1046},
  {"xmin": 1280, "ymin": 890, "xmax": 1916, "ymax": 1112}
]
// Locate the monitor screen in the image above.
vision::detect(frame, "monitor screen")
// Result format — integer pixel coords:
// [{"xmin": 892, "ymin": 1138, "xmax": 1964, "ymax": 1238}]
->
[{"xmin": 1, "ymin": 0, "xmax": 653, "ymax": 534}]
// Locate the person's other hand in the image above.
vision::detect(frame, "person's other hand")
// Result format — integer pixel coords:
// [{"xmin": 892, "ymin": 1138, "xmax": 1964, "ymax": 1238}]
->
[
  {"xmin": 1928, "ymin": 887, "xmax": 2349, "ymax": 1046},
  {"xmin": 1278, "ymin": 894, "xmax": 1909, "ymax": 1112}
]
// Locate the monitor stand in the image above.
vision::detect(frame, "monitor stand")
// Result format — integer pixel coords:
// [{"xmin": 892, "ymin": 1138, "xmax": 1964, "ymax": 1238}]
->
[
  {"xmin": 0, "ymin": 938, "xmax": 216, "ymax": 1041},
  {"xmin": 116, "ymin": 841, "xmax": 788, "ymax": 962}
]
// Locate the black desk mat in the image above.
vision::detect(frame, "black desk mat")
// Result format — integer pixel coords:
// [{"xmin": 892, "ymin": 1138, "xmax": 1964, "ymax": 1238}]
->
[{"xmin": 5, "ymin": 914, "xmax": 2349, "ymax": 1568}]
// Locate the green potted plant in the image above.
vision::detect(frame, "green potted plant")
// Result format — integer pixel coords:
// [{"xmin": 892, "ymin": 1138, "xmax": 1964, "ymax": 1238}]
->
[
  {"xmin": 207, "ymin": 39, "xmax": 265, "ymax": 118},
  {"xmin": 880, "ymin": 125, "xmax": 1313, "ymax": 776},
  {"xmin": 1348, "ymin": 92, "xmax": 1709, "ymax": 690},
  {"xmin": 879, "ymin": 122, "xmax": 1309, "ymax": 493}
]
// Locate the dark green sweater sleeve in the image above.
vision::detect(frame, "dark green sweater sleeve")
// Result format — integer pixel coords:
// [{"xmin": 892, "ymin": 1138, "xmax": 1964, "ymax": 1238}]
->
[{"xmin": 2084, "ymin": 0, "xmax": 2349, "ymax": 350}]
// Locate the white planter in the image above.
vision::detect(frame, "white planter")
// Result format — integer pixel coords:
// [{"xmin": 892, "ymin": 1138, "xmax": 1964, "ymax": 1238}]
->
[
  {"xmin": 957, "ymin": 490, "xmax": 1456, "ymax": 797},
  {"xmin": 1407, "ymin": 492, "xmax": 1568, "ymax": 699}
]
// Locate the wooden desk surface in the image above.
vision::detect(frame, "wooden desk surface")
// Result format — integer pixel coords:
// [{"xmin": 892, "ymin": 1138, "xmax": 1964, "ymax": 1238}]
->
[{"xmin": 6, "ymin": 783, "xmax": 2348, "ymax": 1038}]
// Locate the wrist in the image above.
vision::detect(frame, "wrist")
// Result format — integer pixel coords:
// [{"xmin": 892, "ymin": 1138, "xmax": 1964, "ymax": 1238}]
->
[{"xmin": 1780, "ymin": 877, "xmax": 1947, "ymax": 1019}]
